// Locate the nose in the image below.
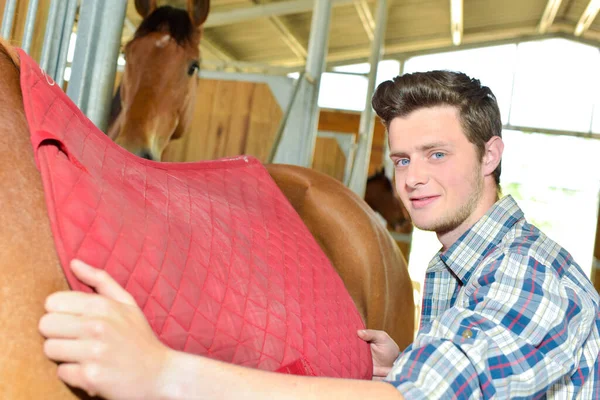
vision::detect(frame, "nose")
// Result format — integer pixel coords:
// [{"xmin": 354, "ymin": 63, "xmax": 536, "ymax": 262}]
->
[
  {"xmin": 405, "ymin": 161, "xmax": 428, "ymax": 188},
  {"xmin": 137, "ymin": 149, "xmax": 156, "ymax": 161}
]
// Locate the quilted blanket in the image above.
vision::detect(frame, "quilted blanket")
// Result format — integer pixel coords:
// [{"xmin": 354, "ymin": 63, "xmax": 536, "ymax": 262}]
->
[{"xmin": 17, "ymin": 49, "xmax": 372, "ymax": 379}]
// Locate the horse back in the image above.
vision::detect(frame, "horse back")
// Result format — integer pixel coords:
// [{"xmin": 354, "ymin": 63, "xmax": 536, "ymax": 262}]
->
[{"xmin": 265, "ymin": 164, "xmax": 415, "ymax": 351}]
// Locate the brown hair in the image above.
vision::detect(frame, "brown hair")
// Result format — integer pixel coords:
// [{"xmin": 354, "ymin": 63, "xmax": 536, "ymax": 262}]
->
[{"xmin": 372, "ymin": 70, "xmax": 502, "ymax": 186}]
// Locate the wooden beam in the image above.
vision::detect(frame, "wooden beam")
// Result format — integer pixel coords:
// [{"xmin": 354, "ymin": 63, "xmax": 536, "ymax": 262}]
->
[
  {"xmin": 271, "ymin": 23, "xmax": 600, "ymax": 68},
  {"xmin": 205, "ymin": 0, "xmax": 353, "ymax": 28},
  {"xmin": 250, "ymin": 0, "xmax": 306, "ymax": 61},
  {"xmin": 574, "ymin": 0, "xmax": 600, "ymax": 36},
  {"xmin": 201, "ymin": 36, "xmax": 236, "ymax": 61},
  {"xmin": 538, "ymin": 0, "xmax": 563, "ymax": 34},
  {"xmin": 354, "ymin": 0, "xmax": 374, "ymax": 41}
]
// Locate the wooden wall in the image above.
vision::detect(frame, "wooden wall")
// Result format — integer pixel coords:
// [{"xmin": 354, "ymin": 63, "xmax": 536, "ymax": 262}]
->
[
  {"xmin": 312, "ymin": 137, "xmax": 347, "ymax": 182},
  {"xmin": 317, "ymin": 109, "xmax": 387, "ymax": 177},
  {"xmin": 162, "ymin": 79, "xmax": 282, "ymax": 163}
]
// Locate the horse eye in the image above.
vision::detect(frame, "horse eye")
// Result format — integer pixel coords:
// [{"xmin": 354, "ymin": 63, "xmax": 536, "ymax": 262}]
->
[{"xmin": 188, "ymin": 61, "xmax": 199, "ymax": 76}]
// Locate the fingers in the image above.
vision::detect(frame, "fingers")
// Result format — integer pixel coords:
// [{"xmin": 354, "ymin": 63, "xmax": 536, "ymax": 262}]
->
[
  {"xmin": 39, "ymin": 313, "xmax": 84, "ymax": 339},
  {"xmin": 45, "ymin": 291, "xmax": 111, "ymax": 316},
  {"xmin": 70, "ymin": 260, "xmax": 136, "ymax": 306},
  {"xmin": 57, "ymin": 363, "xmax": 98, "ymax": 398},
  {"xmin": 44, "ymin": 338, "xmax": 97, "ymax": 363}
]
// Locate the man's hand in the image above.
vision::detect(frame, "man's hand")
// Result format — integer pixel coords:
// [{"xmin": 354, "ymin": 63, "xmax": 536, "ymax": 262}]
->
[
  {"xmin": 38, "ymin": 259, "xmax": 172, "ymax": 400},
  {"xmin": 357, "ymin": 329, "xmax": 400, "ymax": 380}
]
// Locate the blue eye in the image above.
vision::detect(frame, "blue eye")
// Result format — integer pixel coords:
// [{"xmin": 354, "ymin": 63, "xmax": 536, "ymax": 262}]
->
[
  {"xmin": 396, "ymin": 159, "xmax": 409, "ymax": 167},
  {"xmin": 432, "ymin": 152, "xmax": 445, "ymax": 159}
]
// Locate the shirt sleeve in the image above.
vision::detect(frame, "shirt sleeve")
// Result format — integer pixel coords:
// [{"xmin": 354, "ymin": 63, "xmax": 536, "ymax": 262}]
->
[{"xmin": 384, "ymin": 252, "xmax": 596, "ymax": 399}]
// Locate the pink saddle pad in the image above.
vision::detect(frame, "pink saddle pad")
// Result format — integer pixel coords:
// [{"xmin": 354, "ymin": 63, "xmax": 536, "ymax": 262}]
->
[{"xmin": 17, "ymin": 49, "xmax": 372, "ymax": 379}]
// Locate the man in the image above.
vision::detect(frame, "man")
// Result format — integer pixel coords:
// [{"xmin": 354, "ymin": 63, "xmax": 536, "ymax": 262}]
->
[{"xmin": 40, "ymin": 71, "xmax": 600, "ymax": 399}]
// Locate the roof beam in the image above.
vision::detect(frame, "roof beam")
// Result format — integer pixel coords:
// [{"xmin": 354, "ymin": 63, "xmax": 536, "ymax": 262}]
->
[
  {"xmin": 204, "ymin": 0, "xmax": 354, "ymax": 28},
  {"xmin": 250, "ymin": 0, "xmax": 307, "ymax": 60},
  {"xmin": 450, "ymin": 0, "xmax": 463, "ymax": 45},
  {"xmin": 574, "ymin": 0, "xmax": 600, "ymax": 36},
  {"xmin": 538, "ymin": 0, "xmax": 563, "ymax": 34},
  {"xmin": 354, "ymin": 0, "xmax": 375, "ymax": 41},
  {"xmin": 201, "ymin": 37, "xmax": 236, "ymax": 61}
]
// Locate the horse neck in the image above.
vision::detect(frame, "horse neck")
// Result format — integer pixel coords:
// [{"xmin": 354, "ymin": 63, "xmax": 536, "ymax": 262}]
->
[{"xmin": 0, "ymin": 46, "xmax": 75, "ymax": 398}]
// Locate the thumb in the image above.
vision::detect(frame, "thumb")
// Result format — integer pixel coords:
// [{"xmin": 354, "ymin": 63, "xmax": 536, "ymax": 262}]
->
[
  {"xmin": 357, "ymin": 329, "xmax": 390, "ymax": 344},
  {"xmin": 70, "ymin": 259, "xmax": 136, "ymax": 306},
  {"xmin": 357, "ymin": 329, "xmax": 377, "ymax": 342}
]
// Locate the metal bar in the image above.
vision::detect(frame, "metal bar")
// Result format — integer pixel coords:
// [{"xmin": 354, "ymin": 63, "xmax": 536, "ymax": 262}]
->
[
  {"xmin": 40, "ymin": 0, "xmax": 60, "ymax": 72},
  {"xmin": 296, "ymin": 0, "xmax": 333, "ymax": 166},
  {"xmin": 55, "ymin": 0, "xmax": 78, "ymax": 88},
  {"xmin": 269, "ymin": 0, "xmax": 333, "ymax": 166},
  {"xmin": 1, "ymin": 0, "xmax": 17, "ymax": 39},
  {"xmin": 205, "ymin": 0, "xmax": 352, "ymax": 28},
  {"xmin": 347, "ymin": 0, "xmax": 389, "ymax": 197},
  {"xmin": 22, "ymin": 0, "xmax": 40, "ymax": 54},
  {"xmin": 40, "ymin": 0, "xmax": 66, "ymax": 76},
  {"xmin": 267, "ymin": 71, "xmax": 306, "ymax": 163},
  {"xmin": 67, "ymin": 0, "xmax": 127, "ymax": 131}
]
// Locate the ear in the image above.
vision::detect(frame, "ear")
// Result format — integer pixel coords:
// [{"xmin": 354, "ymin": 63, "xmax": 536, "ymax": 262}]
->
[
  {"xmin": 188, "ymin": 0, "xmax": 210, "ymax": 26},
  {"xmin": 135, "ymin": 0, "xmax": 157, "ymax": 18},
  {"xmin": 482, "ymin": 136, "xmax": 504, "ymax": 177}
]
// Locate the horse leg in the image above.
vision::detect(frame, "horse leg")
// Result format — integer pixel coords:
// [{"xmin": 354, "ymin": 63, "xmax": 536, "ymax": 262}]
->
[{"xmin": 0, "ymin": 51, "xmax": 83, "ymax": 399}]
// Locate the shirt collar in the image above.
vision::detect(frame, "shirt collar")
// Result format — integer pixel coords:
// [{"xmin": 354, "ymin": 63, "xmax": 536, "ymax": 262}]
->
[{"xmin": 432, "ymin": 195, "xmax": 524, "ymax": 285}]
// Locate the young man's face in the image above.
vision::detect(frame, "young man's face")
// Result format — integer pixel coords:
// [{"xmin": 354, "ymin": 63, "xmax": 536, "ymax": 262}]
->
[{"xmin": 388, "ymin": 105, "xmax": 486, "ymax": 236}]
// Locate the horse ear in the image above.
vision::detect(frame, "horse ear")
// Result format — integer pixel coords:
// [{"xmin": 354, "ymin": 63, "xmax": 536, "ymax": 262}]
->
[
  {"xmin": 135, "ymin": 0, "xmax": 157, "ymax": 18},
  {"xmin": 188, "ymin": 0, "xmax": 210, "ymax": 26}
]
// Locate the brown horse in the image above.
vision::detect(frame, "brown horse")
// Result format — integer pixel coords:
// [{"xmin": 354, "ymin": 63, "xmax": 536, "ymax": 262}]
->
[
  {"xmin": 365, "ymin": 168, "xmax": 412, "ymax": 234},
  {"xmin": 109, "ymin": 0, "xmax": 414, "ymax": 343},
  {"xmin": 108, "ymin": 1, "xmax": 413, "ymax": 347},
  {"xmin": 107, "ymin": 0, "xmax": 208, "ymax": 160},
  {"xmin": 0, "ymin": 10, "xmax": 411, "ymax": 400}
]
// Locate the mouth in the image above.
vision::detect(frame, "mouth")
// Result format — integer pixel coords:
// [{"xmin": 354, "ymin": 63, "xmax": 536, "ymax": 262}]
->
[{"xmin": 409, "ymin": 195, "xmax": 440, "ymax": 209}]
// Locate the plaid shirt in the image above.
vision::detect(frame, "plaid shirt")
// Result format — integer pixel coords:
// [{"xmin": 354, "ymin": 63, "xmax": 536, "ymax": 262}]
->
[{"xmin": 386, "ymin": 195, "xmax": 600, "ymax": 399}]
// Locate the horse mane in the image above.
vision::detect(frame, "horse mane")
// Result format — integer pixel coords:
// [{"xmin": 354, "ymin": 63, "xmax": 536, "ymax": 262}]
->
[
  {"xmin": 0, "ymin": 38, "xmax": 21, "ymax": 70},
  {"xmin": 133, "ymin": 6, "xmax": 200, "ymax": 46}
]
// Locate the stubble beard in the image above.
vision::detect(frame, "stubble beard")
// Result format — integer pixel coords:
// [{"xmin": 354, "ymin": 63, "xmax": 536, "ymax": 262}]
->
[{"xmin": 411, "ymin": 164, "xmax": 484, "ymax": 235}]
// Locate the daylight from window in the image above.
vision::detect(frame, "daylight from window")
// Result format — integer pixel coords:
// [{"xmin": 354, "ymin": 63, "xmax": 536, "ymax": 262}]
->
[{"xmin": 318, "ymin": 38, "xmax": 600, "ymax": 290}]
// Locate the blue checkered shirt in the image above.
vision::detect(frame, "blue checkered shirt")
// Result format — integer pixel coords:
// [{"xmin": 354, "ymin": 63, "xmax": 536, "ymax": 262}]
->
[{"xmin": 386, "ymin": 195, "xmax": 600, "ymax": 398}]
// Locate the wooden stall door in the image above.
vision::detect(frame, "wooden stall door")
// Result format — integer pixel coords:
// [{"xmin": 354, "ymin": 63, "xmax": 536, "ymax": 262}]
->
[{"xmin": 162, "ymin": 79, "xmax": 282, "ymax": 163}]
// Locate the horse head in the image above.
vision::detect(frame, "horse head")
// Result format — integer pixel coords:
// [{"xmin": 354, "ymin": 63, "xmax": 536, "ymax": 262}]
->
[
  {"xmin": 365, "ymin": 168, "xmax": 412, "ymax": 233},
  {"xmin": 107, "ymin": 0, "xmax": 210, "ymax": 161}
]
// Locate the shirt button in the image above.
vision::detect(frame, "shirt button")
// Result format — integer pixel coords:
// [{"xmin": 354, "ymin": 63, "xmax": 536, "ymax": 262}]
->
[{"xmin": 462, "ymin": 329, "xmax": 473, "ymax": 339}]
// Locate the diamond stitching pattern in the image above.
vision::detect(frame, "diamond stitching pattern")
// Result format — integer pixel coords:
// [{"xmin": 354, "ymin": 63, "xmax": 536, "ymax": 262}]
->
[{"xmin": 18, "ymin": 49, "xmax": 372, "ymax": 379}]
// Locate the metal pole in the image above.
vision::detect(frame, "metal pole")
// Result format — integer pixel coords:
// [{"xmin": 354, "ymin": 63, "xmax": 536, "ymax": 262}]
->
[
  {"xmin": 347, "ymin": 0, "xmax": 389, "ymax": 197},
  {"xmin": 382, "ymin": 58, "xmax": 403, "ymax": 182},
  {"xmin": 267, "ymin": 72, "xmax": 306, "ymax": 164},
  {"xmin": 270, "ymin": 0, "xmax": 333, "ymax": 166},
  {"xmin": 22, "ymin": 0, "xmax": 40, "ymax": 53},
  {"xmin": 1, "ymin": 0, "xmax": 17, "ymax": 39},
  {"xmin": 40, "ymin": 0, "xmax": 65, "ymax": 75},
  {"xmin": 67, "ymin": 0, "xmax": 127, "ymax": 131},
  {"xmin": 55, "ymin": 0, "xmax": 78, "ymax": 88}
]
